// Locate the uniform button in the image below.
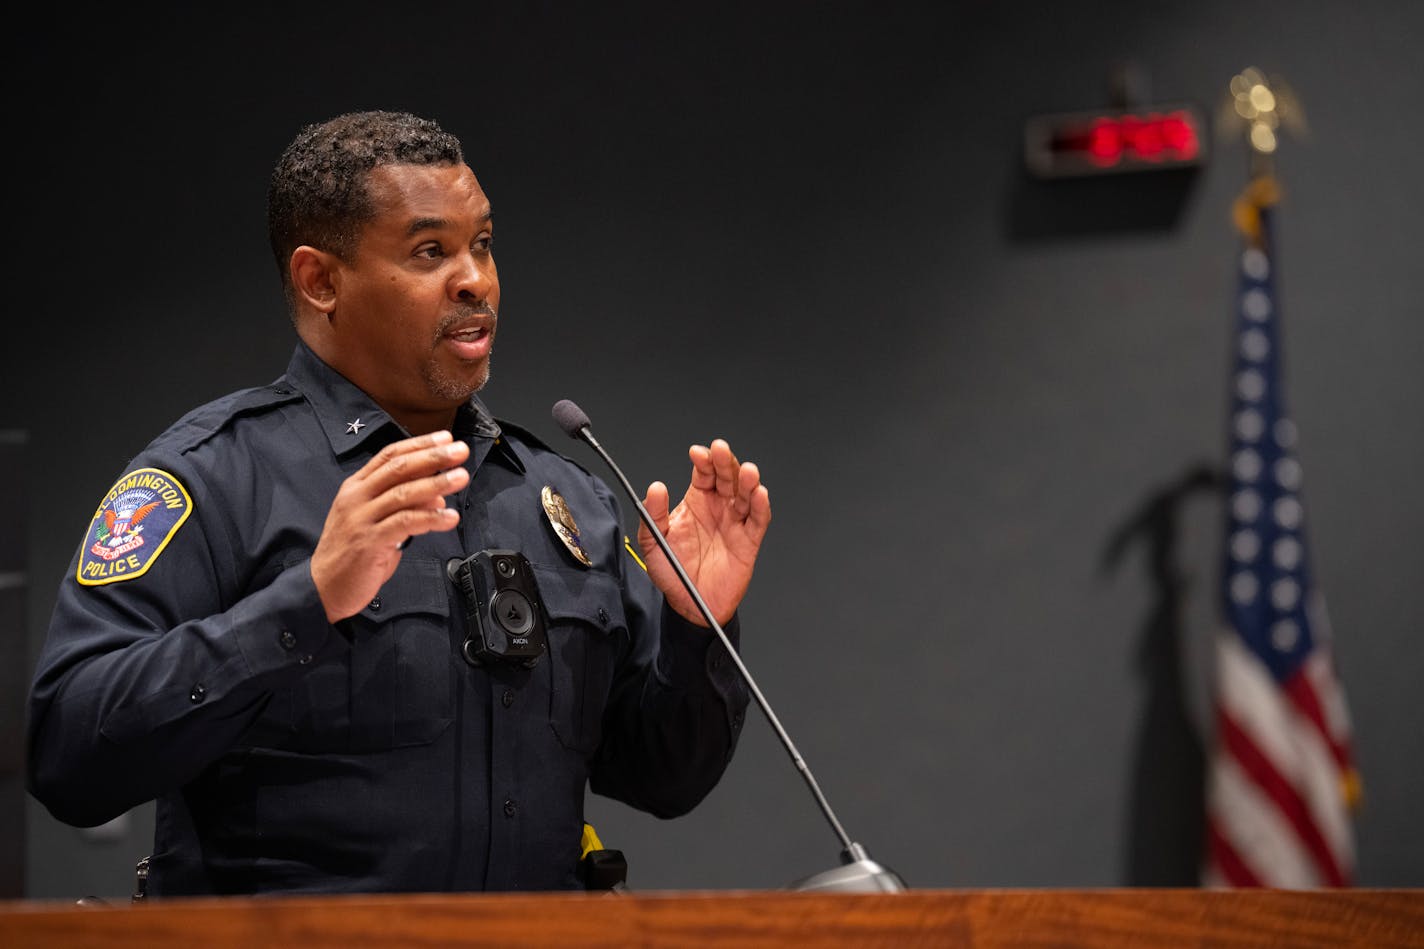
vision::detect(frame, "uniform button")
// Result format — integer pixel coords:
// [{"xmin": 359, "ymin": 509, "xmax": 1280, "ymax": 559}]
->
[
  {"xmin": 369, "ymin": 597, "xmax": 382, "ymax": 612},
  {"xmin": 502, "ymin": 689, "xmax": 515, "ymax": 708},
  {"xmin": 597, "ymin": 608, "xmax": 609, "ymax": 624},
  {"xmin": 732, "ymin": 711, "xmax": 744, "ymax": 729},
  {"xmin": 503, "ymin": 799, "xmax": 517, "ymax": 817},
  {"xmin": 189, "ymin": 684, "xmax": 206, "ymax": 703},
  {"xmin": 279, "ymin": 630, "xmax": 297, "ymax": 650},
  {"xmin": 298, "ymin": 653, "xmax": 313, "ymax": 665}
]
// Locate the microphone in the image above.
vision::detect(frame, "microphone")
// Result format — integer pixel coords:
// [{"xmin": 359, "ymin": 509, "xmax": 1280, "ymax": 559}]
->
[{"xmin": 551, "ymin": 399, "xmax": 905, "ymax": 893}]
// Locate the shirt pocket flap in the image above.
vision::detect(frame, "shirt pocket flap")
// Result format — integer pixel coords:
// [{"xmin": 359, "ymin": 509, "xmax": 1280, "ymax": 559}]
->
[
  {"xmin": 358, "ymin": 557, "xmax": 451, "ymax": 622},
  {"xmin": 531, "ymin": 564, "xmax": 625, "ymax": 634}
]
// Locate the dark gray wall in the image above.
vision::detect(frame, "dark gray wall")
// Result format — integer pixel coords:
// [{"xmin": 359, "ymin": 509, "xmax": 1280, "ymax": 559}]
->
[{"xmin": 7, "ymin": 1, "xmax": 1421, "ymax": 898}]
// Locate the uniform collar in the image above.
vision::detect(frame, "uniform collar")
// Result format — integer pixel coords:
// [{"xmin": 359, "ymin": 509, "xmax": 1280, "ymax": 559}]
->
[{"xmin": 282, "ymin": 340, "xmax": 524, "ymax": 473}]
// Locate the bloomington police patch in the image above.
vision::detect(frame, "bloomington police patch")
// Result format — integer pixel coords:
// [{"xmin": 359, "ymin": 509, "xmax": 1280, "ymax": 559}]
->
[{"xmin": 76, "ymin": 467, "xmax": 193, "ymax": 586}]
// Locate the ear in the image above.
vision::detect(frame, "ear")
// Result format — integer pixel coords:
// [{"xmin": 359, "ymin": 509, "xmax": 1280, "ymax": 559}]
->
[{"xmin": 289, "ymin": 246, "xmax": 340, "ymax": 319}]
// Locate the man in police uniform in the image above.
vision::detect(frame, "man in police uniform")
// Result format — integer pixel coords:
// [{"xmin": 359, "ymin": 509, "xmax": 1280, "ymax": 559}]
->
[{"xmin": 26, "ymin": 111, "xmax": 770, "ymax": 894}]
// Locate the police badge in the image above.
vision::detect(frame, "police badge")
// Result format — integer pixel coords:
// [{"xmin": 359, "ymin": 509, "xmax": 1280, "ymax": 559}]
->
[{"xmin": 541, "ymin": 485, "xmax": 592, "ymax": 567}]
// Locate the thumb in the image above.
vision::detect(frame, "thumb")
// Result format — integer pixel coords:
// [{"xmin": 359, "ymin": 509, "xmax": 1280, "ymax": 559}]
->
[{"xmin": 639, "ymin": 481, "xmax": 670, "ymax": 554}]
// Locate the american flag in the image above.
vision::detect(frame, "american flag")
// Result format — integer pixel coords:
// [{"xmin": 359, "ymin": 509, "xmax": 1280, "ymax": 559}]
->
[{"xmin": 1202, "ymin": 176, "xmax": 1362, "ymax": 888}]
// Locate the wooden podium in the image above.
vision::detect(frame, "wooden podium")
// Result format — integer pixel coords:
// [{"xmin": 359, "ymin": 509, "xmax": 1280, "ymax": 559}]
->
[{"xmin": 2, "ymin": 889, "xmax": 1421, "ymax": 947}]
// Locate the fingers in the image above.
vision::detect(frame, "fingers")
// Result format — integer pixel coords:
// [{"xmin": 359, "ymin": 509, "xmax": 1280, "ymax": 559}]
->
[
  {"xmin": 356, "ymin": 431, "xmax": 470, "ymax": 496},
  {"xmin": 687, "ymin": 439, "xmax": 768, "ymax": 528},
  {"xmin": 746, "ymin": 483, "xmax": 772, "ymax": 535},
  {"xmin": 365, "ymin": 466, "xmax": 468, "ymax": 524},
  {"xmin": 729, "ymin": 462, "xmax": 770, "ymax": 538},
  {"xmin": 374, "ymin": 503, "xmax": 460, "ymax": 547},
  {"xmin": 340, "ymin": 432, "xmax": 469, "ymax": 526},
  {"xmin": 689, "ymin": 438, "xmax": 742, "ymax": 497},
  {"xmin": 688, "ymin": 443, "xmax": 716, "ymax": 491},
  {"xmin": 730, "ymin": 460, "xmax": 761, "ymax": 515},
  {"xmin": 313, "ymin": 432, "xmax": 471, "ymax": 619},
  {"xmin": 710, "ymin": 440, "xmax": 740, "ymax": 498}
]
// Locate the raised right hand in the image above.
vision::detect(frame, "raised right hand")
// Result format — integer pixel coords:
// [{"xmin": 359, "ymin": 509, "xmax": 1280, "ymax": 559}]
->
[{"xmin": 310, "ymin": 430, "xmax": 469, "ymax": 622}]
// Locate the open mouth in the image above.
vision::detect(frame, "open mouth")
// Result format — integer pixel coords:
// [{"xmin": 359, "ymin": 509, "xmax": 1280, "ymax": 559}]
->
[
  {"xmin": 440, "ymin": 312, "xmax": 496, "ymax": 360},
  {"xmin": 448, "ymin": 325, "xmax": 489, "ymax": 343}
]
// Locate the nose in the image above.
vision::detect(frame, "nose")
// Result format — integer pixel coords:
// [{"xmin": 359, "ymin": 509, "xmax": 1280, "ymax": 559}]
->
[{"xmin": 450, "ymin": 251, "xmax": 493, "ymax": 304}]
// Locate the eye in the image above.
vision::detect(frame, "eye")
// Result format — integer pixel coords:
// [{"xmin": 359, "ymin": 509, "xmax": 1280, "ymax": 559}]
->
[
  {"xmin": 473, "ymin": 234, "xmax": 493, "ymax": 254},
  {"xmin": 414, "ymin": 242, "xmax": 445, "ymax": 260}
]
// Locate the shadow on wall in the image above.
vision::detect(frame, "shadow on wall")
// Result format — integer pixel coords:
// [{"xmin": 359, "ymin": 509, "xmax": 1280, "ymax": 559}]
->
[{"xmin": 1102, "ymin": 462, "xmax": 1226, "ymax": 885}]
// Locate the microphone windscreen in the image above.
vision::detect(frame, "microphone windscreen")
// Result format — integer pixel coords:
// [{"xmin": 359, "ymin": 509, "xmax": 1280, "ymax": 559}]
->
[{"xmin": 551, "ymin": 399, "xmax": 592, "ymax": 438}]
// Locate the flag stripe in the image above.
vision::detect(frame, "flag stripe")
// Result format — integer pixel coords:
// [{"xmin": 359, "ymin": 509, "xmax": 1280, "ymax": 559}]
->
[
  {"xmin": 1206, "ymin": 817, "xmax": 1264, "ymax": 887},
  {"xmin": 1217, "ymin": 708, "xmax": 1346, "ymax": 886},
  {"xmin": 1216, "ymin": 634, "xmax": 1301, "ymax": 772},
  {"xmin": 1208, "ymin": 751, "xmax": 1319, "ymax": 887},
  {"xmin": 1283, "ymin": 665, "xmax": 1350, "ymax": 772},
  {"xmin": 1215, "ymin": 636, "xmax": 1355, "ymax": 874},
  {"xmin": 1304, "ymin": 648, "xmax": 1355, "ymax": 750}
]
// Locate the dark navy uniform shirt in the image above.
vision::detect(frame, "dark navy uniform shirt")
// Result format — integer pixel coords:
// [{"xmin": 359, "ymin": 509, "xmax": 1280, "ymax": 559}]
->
[{"xmin": 27, "ymin": 340, "xmax": 750, "ymax": 894}]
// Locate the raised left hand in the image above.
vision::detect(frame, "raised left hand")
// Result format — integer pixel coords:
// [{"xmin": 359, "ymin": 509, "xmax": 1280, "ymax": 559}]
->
[{"xmin": 639, "ymin": 438, "xmax": 771, "ymax": 626}]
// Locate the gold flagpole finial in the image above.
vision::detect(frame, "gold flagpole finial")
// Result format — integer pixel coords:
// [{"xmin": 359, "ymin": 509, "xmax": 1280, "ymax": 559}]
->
[
  {"xmin": 1217, "ymin": 67, "xmax": 1308, "ymax": 176},
  {"xmin": 1221, "ymin": 67, "xmax": 1306, "ymax": 241}
]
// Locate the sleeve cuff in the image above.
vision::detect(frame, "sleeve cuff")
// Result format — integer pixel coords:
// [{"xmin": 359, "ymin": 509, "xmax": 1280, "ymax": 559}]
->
[{"xmin": 654, "ymin": 601, "xmax": 743, "ymax": 698}]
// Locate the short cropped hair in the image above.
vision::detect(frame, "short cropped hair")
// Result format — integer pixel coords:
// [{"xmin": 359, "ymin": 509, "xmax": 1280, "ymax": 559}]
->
[{"xmin": 267, "ymin": 110, "xmax": 464, "ymax": 306}]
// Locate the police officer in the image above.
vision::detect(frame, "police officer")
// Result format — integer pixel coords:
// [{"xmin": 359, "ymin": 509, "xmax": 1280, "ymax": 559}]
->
[{"xmin": 26, "ymin": 111, "xmax": 770, "ymax": 894}]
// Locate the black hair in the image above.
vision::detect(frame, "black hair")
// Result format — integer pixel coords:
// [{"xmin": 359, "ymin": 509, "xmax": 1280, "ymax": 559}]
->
[{"xmin": 266, "ymin": 110, "xmax": 464, "ymax": 305}]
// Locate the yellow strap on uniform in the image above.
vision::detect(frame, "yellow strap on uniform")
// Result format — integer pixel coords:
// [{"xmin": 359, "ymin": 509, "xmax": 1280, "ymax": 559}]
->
[
  {"xmin": 580, "ymin": 822, "xmax": 604, "ymax": 859},
  {"xmin": 623, "ymin": 535, "xmax": 648, "ymax": 572}
]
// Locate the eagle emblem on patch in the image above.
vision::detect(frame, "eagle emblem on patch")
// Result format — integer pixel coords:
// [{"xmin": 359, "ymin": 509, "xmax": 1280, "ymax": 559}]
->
[{"xmin": 77, "ymin": 467, "xmax": 194, "ymax": 586}]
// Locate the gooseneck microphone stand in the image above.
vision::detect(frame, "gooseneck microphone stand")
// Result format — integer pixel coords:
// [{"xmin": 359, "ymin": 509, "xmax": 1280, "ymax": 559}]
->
[{"xmin": 552, "ymin": 400, "xmax": 905, "ymax": 893}]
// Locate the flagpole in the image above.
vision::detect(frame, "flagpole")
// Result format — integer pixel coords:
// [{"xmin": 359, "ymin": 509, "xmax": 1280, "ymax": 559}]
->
[{"xmin": 1202, "ymin": 68, "xmax": 1360, "ymax": 890}]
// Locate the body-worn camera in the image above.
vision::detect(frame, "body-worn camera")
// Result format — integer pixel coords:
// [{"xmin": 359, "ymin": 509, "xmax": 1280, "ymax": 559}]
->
[{"xmin": 446, "ymin": 549, "xmax": 548, "ymax": 668}]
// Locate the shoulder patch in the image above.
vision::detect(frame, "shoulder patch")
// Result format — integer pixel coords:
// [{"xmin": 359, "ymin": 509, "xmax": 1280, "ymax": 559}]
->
[{"xmin": 77, "ymin": 467, "xmax": 193, "ymax": 586}]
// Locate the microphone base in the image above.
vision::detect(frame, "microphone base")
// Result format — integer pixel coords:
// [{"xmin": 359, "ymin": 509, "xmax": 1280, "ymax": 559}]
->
[{"xmin": 790, "ymin": 844, "xmax": 907, "ymax": 893}]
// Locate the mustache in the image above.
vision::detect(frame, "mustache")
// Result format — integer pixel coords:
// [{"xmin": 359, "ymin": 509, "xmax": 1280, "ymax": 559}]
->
[{"xmin": 435, "ymin": 303, "xmax": 498, "ymax": 336}]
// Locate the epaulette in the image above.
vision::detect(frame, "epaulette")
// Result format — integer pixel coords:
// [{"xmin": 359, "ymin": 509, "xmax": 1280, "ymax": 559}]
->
[
  {"xmin": 153, "ymin": 381, "xmax": 305, "ymax": 456},
  {"xmin": 493, "ymin": 417, "xmax": 600, "ymax": 481}
]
